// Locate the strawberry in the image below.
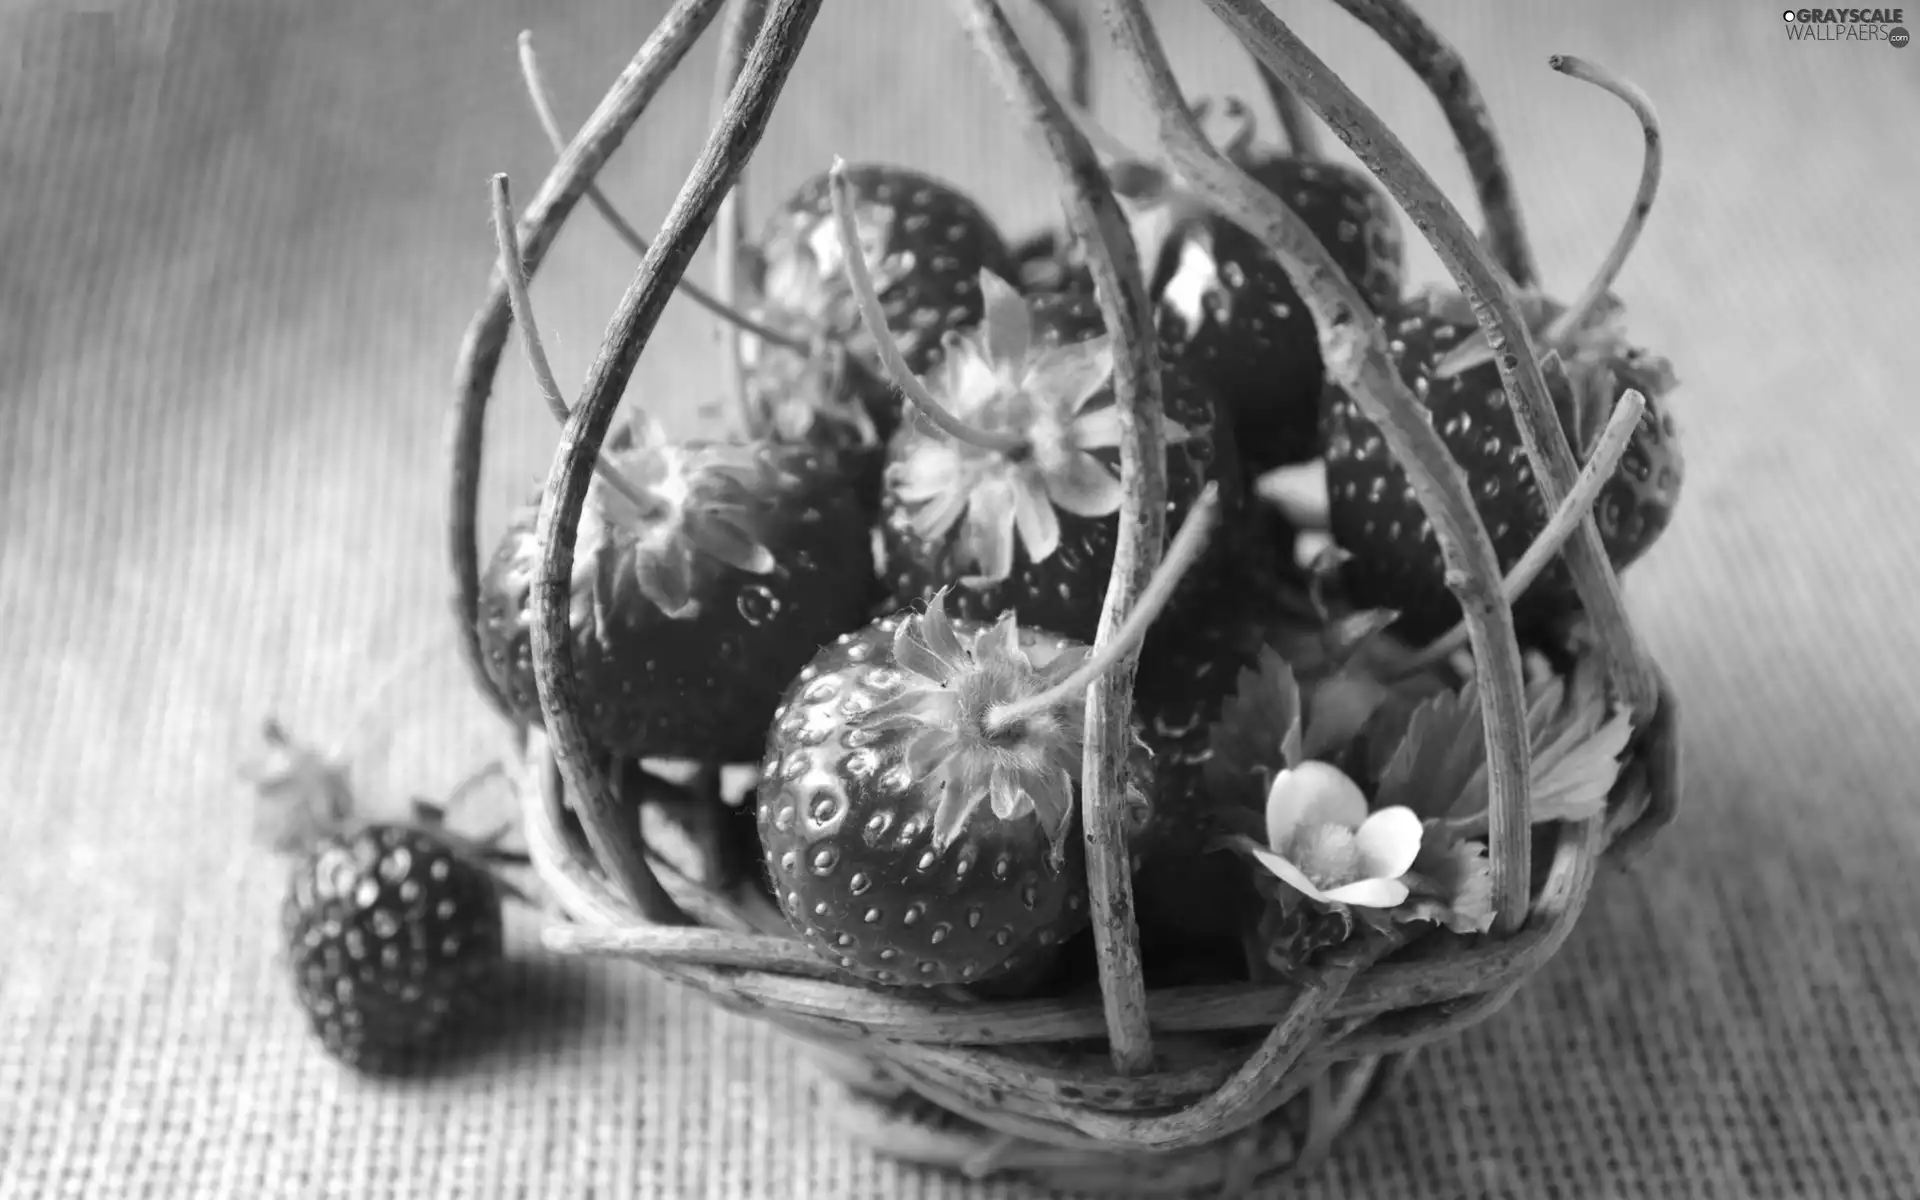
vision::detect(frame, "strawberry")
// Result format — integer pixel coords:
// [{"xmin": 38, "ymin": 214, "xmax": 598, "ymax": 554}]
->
[
  {"xmin": 1132, "ymin": 136, "xmax": 1404, "ymax": 476},
  {"xmin": 756, "ymin": 592, "xmax": 1154, "ymax": 987},
  {"xmin": 877, "ymin": 271, "xmax": 1233, "ymax": 645},
  {"xmin": 475, "ymin": 423, "xmax": 875, "ymax": 763},
  {"xmin": 1009, "ymin": 226, "xmax": 1093, "ymax": 298},
  {"xmin": 282, "ymin": 821, "xmax": 507, "ymax": 1072},
  {"xmin": 1319, "ymin": 287, "xmax": 1684, "ymax": 642},
  {"xmin": 1126, "ymin": 543, "xmax": 1311, "ymax": 951},
  {"xmin": 742, "ymin": 162, "xmax": 1019, "ymax": 447}
]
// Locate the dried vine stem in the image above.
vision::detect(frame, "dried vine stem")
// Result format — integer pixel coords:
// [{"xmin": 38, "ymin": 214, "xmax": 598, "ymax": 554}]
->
[
  {"xmin": 1397, "ymin": 388, "xmax": 1649, "ymax": 675},
  {"xmin": 1328, "ymin": 0, "xmax": 1536, "ymax": 288},
  {"xmin": 1254, "ymin": 60, "xmax": 1320, "ymax": 159},
  {"xmin": 490, "ymin": 175, "xmax": 656, "ymax": 513},
  {"xmin": 515, "ymin": 32, "xmax": 803, "ymax": 353},
  {"xmin": 1541, "ymin": 54, "xmax": 1663, "ymax": 348},
  {"xmin": 1031, "ymin": 0, "xmax": 1093, "ymax": 108},
  {"xmin": 449, "ymin": 0, "xmax": 729, "ymax": 721},
  {"xmin": 1098, "ymin": 0, "xmax": 1535, "ymax": 935},
  {"xmin": 711, "ymin": 0, "xmax": 769, "ymax": 431},
  {"xmin": 1202, "ymin": 0, "xmax": 1656, "ymax": 729},
  {"xmin": 827, "ymin": 165, "xmax": 1027, "ymax": 457},
  {"xmin": 954, "ymin": 0, "xmax": 1168, "ymax": 1074},
  {"xmin": 528, "ymin": 0, "xmax": 825, "ymax": 916}
]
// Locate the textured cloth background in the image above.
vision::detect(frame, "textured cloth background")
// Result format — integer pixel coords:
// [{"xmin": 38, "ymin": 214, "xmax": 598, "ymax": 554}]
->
[{"xmin": 3, "ymin": 0, "xmax": 1918, "ymax": 1196}]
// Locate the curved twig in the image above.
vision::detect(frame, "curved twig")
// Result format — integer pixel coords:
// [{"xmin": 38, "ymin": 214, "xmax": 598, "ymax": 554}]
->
[
  {"xmin": 988, "ymin": 484, "xmax": 1220, "ymax": 730},
  {"xmin": 1202, "ymin": 0, "xmax": 1657, "ymax": 732},
  {"xmin": 1541, "ymin": 54, "xmax": 1664, "ymax": 348},
  {"xmin": 711, "ymin": 0, "xmax": 770, "ymax": 432},
  {"xmin": 515, "ymin": 31, "xmax": 804, "ymax": 353},
  {"xmin": 489, "ymin": 175, "xmax": 656, "ymax": 513},
  {"xmin": 953, "ymin": 0, "xmax": 1172, "ymax": 1075},
  {"xmin": 1031, "ymin": 0, "xmax": 1093, "ymax": 108},
  {"xmin": 527, "ymin": 0, "xmax": 825, "ymax": 918},
  {"xmin": 1253, "ymin": 59, "xmax": 1321, "ymax": 160},
  {"xmin": 827, "ymin": 161, "xmax": 1027, "ymax": 457},
  {"xmin": 1395, "ymin": 388, "xmax": 1649, "ymax": 676},
  {"xmin": 1098, "ymin": 0, "xmax": 1537, "ymax": 936},
  {"xmin": 449, "ymin": 0, "xmax": 729, "ymax": 720},
  {"xmin": 1327, "ymin": 0, "xmax": 1537, "ymax": 288}
]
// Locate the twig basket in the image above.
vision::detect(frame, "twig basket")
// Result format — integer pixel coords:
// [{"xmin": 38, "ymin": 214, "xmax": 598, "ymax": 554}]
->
[{"xmin": 447, "ymin": 0, "xmax": 1683, "ymax": 1192}]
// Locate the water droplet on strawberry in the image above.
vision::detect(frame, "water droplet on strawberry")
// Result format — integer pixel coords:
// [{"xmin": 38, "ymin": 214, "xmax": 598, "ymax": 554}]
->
[{"xmin": 736, "ymin": 585, "xmax": 781, "ymax": 626}]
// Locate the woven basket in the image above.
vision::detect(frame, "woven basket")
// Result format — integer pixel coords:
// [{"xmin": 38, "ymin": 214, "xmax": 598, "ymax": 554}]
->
[{"xmin": 446, "ymin": 0, "xmax": 1683, "ymax": 1192}]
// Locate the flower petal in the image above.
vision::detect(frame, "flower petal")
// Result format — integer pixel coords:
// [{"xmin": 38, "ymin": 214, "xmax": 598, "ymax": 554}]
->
[
  {"xmin": 973, "ymin": 609, "xmax": 1026, "ymax": 667},
  {"xmin": 960, "ymin": 478, "xmax": 1019, "ymax": 585},
  {"xmin": 1250, "ymin": 848, "xmax": 1330, "ymax": 904},
  {"xmin": 945, "ymin": 338, "xmax": 1003, "ymax": 418},
  {"xmin": 683, "ymin": 512, "xmax": 776, "ymax": 575},
  {"xmin": 988, "ymin": 763, "xmax": 1027, "ymax": 820},
  {"xmin": 1319, "ymin": 877, "xmax": 1411, "ymax": 909},
  {"xmin": 1353, "ymin": 806, "xmax": 1425, "ymax": 881},
  {"xmin": 978, "ymin": 270, "xmax": 1031, "ymax": 368},
  {"xmin": 906, "ymin": 486, "xmax": 971, "ymax": 544},
  {"xmin": 1266, "ymin": 761, "xmax": 1369, "ymax": 849},
  {"xmin": 1011, "ymin": 472, "xmax": 1062, "ymax": 564},
  {"xmin": 891, "ymin": 444, "xmax": 968, "ymax": 503},
  {"xmin": 893, "ymin": 621, "xmax": 957, "ymax": 684},
  {"xmin": 1045, "ymin": 450, "xmax": 1125, "ymax": 518},
  {"xmin": 920, "ymin": 590, "xmax": 968, "ymax": 665},
  {"xmin": 1071, "ymin": 404, "xmax": 1123, "ymax": 450},
  {"xmin": 1027, "ymin": 338, "xmax": 1114, "ymax": 415},
  {"xmin": 633, "ymin": 541, "xmax": 698, "ymax": 619},
  {"xmin": 862, "ymin": 687, "xmax": 956, "ymax": 733},
  {"xmin": 930, "ymin": 775, "xmax": 989, "ymax": 852}
]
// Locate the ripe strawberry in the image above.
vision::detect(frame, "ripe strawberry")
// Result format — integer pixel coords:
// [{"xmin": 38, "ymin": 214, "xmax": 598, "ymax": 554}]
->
[
  {"xmin": 281, "ymin": 821, "xmax": 506, "ymax": 1072},
  {"xmin": 743, "ymin": 162, "xmax": 1018, "ymax": 446},
  {"xmin": 1319, "ymin": 287, "xmax": 1684, "ymax": 642},
  {"xmin": 1139, "ymin": 146, "xmax": 1404, "ymax": 476},
  {"xmin": 878, "ymin": 271, "xmax": 1233, "ymax": 645},
  {"xmin": 1009, "ymin": 226, "xmax": 1093, "ymax": 298},
  {"xmin": 475, "ymin": 424, "xmax": 874, "ymax": 763},
  {"xmin": 1126, "ymin": 542, "xmax": 1310, "ymax": 950},
  {"xmin": 756, "ymin": 592, "xmax": 1154, "ymax": 987}
]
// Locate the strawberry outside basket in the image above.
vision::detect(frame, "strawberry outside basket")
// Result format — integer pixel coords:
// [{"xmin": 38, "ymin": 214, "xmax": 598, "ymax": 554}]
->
[{"xmin": 445, "ymin": 0, "xmax": 1683, "ymax": 1193}]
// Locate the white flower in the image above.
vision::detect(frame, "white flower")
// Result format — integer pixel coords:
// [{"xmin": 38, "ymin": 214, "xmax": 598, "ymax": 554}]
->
[
  {"xmin": 888, "ymin": 270, "xmax": 1188, "ymax": 586},
  {"xmin": 1251, "ymin": 761, "xmax": 1423, "ymax": 909}
]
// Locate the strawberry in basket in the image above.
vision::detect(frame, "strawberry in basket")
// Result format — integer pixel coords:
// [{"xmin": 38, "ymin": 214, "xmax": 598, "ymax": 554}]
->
[
  {"xmin": 876, "ymin": 271, "xmax": 1235, "ymax": 645},
  {"xmin": 1119, "ymin": 99, "xmax": 1406, "ymax": 478},
  {"xmin": 476, "ymin": 423, "xmax": 874, "ymax": 763},
  {"xmin": 1317, "ymin": 61, "xmax": 1684, "ymax": 646},
  {"xmin": 739, "ymin": 162, "xmax": 1021, "ymax": 458},
  {"xmin": 1319, "ymin": 288, "xmax": 1683, "ymax": 643},
  {"xmin": 755, "ymin": 591, "xmax": 1154, "ymax": 987}
]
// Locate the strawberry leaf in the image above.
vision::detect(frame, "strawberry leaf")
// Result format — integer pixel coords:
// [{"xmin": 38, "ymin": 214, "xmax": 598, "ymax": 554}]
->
[
  {"xmin": 1203, "ymin": 648, "xmax": 1302, "ymax": 806},
  {"xmin": 1300, "ymin": 672, "xmax": 1394, "ymax": 761},
  {"xmin": 1371, "ymin": 684, "xmax": 1488, "ymax": 821},
  {"xmin": 1445, "ymin": 656, "xmax": 1633, "ymax": 834},
  {"xmin": 1397, "ymin": 825, "xmax": 1496, "ymax": 935}
]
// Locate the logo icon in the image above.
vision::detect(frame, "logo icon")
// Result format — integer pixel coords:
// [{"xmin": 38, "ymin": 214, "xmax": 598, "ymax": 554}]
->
[{"xmin": 1893, "ymin": 24, "xmax": 1911, "ymax": 43}]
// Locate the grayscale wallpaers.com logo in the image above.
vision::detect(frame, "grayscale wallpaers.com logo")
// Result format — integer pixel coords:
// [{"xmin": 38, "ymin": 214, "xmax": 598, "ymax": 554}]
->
[{"xmin": 1783, "ymin": 8, "xmax": 1910, "ymax": 44}]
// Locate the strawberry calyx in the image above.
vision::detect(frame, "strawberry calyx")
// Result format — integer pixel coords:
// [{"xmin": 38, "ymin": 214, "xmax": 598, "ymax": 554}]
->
[
  {"xmin": 735, "ymin": 192, "xmax": 907, "ymax": 447},
  {"xmin": 499, "ymin": 420, "xmax": 784, "ymax": 626},
  {"xmin": 1416, "ymin": 285, "xmax": 1677, "ymax": 458},
  {"xmin": 887, "ymin": 271, "xmax": 1189, "ymax": 586},
  {"xmin": 853, "ymin": 591, "xmax": 1104, "ymax": 868}
]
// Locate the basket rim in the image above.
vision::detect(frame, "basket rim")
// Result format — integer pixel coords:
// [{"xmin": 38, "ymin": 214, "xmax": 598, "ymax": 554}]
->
[{"xmin": 517, "ymin": 659, "xmax": 1676, "ymax": 1154}]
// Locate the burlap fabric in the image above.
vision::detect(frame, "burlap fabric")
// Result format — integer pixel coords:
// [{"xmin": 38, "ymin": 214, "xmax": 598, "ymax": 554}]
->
[{"xmin": 4, "ymin": 0, "xmax": 1917, "ymax": 1195}]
